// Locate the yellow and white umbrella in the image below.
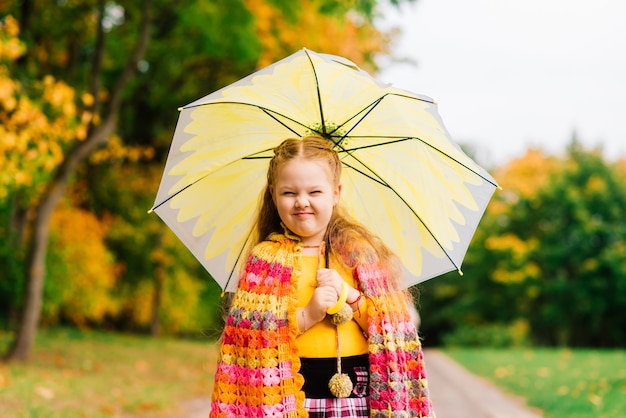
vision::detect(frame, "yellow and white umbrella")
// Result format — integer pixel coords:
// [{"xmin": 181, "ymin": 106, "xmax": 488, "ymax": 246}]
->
[{"xmin": 150, "ymin": 48, "xmax": 498, "ymax": 292}]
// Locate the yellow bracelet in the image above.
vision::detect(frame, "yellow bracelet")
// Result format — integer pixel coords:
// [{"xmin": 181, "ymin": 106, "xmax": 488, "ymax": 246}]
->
[{"xmin": 326, "ymin": 282, "xmax": 348, "ymax": 314}]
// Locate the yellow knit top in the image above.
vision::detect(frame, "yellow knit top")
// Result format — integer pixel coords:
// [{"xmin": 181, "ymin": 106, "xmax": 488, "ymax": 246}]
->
[{"xmin": 296, "ymin": 254, "xmax": 369, "ymax": 357}]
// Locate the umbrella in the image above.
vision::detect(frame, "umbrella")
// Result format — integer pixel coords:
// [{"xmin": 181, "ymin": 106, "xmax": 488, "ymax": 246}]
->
[{"xmin": 150, "ymin": 48, "xmax": 498, "ymax": 292}]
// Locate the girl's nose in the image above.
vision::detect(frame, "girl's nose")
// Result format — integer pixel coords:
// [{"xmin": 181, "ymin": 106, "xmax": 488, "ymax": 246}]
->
[{"xmin": 295, "ymin": 195, "xmax": 309, "ymax": 208}]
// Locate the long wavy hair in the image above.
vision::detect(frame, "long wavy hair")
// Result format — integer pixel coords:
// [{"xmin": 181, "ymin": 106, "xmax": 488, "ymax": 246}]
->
[{"xmin": 250, "ymin": 135, "xmax": 405, "ymax": 291}]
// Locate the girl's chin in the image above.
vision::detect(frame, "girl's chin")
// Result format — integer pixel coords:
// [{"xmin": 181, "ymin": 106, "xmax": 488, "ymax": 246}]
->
[{"xmin": 292, "ymin": 231, "xmax": 324, "ymax": 244}]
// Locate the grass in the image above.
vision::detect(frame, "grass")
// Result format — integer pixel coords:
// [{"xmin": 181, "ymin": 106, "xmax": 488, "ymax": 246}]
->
[
  {"xmin": 445, "ymin": 347, "xmax": 626, "ymax": 418},
  {"xmin": 0, "ymin": 328, "xmax": 218, "ymax": 418}
]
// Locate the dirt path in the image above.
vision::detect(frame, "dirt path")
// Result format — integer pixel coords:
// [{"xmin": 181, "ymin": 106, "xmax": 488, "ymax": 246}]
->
[
  {"xmin": 171, "ymin": 398, "xmax": 212, "ymax": 418},
  {"xmin": 425, "ymin": 349, "xmax": 543, "ymax": 418},
  {"xmin": 168, "ymin": 349, "xmax": 543, "ymax": 418}
]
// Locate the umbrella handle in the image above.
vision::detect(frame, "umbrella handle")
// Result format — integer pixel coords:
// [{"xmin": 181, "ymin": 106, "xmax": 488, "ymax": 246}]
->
[
  {"xmin": 325, "ymin": 237, "xmax": 330, "ymax": 269},
  {"xmin": 326, "ymin": 282, "xmax": 349, "ymax": 314}
]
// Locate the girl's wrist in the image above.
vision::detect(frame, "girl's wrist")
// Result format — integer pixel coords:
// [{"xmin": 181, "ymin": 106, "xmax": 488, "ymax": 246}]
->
[
  {"xmin": 347, "ymin": 290, "xmax": 363, "ymax": 311},
  {"xmin": 298, "ymin": 306, "xmax": 323, "ymax": 333},
  {"xmin": 297, "ymin": 307, "xmax": 308, "ymax": 334}
]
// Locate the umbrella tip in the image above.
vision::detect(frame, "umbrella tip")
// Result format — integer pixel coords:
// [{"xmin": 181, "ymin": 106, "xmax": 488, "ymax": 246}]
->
[
  {"xmin": 458, "ymin": 268, "xmax": 464, "ymax": 277},
  {"xmin": 147, "ymin": 208, "xmax": 154, "ymax": 214}
]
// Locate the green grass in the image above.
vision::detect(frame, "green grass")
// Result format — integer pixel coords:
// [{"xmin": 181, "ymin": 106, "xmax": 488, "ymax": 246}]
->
[
  {"xmin": 0, "ymin": 328, "xmax": 218, "ymax": 418},
  {"xmin": 445, "ymin": 348, "xmax": 626, "ymax": 418}
]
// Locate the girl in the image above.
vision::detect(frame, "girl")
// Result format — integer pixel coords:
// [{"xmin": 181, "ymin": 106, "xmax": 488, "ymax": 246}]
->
[{"xmin": 210, "ymin": 136, "xmax": 434, "ymax": 417}]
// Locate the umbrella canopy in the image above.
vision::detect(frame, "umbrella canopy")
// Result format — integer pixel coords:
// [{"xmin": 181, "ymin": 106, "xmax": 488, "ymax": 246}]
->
[{"xmin": 151, "ymin": 48, "xmax": 498, "ymax": 292}]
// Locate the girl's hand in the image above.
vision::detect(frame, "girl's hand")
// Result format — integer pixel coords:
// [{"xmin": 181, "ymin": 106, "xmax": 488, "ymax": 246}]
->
[
  {"xmin": 316, "ymin": 268, "xmax": 362, "ymax": 313},
  {"xmin": 306, "ymin": 286, "xmax": 338, "ymax": 323},
  {"xmin": 316, "ymin": 268, "xmax": 344, "ymax": 295}
]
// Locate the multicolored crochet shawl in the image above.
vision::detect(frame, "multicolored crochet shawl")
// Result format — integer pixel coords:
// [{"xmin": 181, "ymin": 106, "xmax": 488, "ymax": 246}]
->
[{"xmin": 210, "ymin": 233, "xmax": 434, "ymax": 417}]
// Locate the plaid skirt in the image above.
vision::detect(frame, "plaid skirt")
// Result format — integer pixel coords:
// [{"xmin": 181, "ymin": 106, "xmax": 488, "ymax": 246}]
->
[
  {"xmin": 304, "ymin": 397, "xmax": 369, "ymax": 418},
  {"xmin": 300, "ymin": 354, "xmax": 370, "ymax": 418}
]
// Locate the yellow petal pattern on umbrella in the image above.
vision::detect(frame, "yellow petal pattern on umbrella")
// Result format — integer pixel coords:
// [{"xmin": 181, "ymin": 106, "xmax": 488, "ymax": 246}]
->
[{"xmin": 151, "ymin": 49, "xmax": 498, "ymax": 291}]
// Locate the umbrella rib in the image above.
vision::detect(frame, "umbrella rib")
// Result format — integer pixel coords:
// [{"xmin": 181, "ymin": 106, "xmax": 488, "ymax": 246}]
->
[
  {"xmin": 224, "ymin": 229, "xmax": 253, "ymax": 292},
  {"xmin": 339, "ymin": 137, "xmax": 411, "ymax": 151},
  {"xmin": 151, "ymin": 147, "xmax": 275, "ymax": 211},
  {"xmin": 341, "ymin": 162, "xmax": 389, "ymax": 188},
  {"xmin": 332, "ymin": 92, "xmax": 433, "ymax": 141},
  {"xmin": 304, "ymin": 49, "xmax": 328, "ymax": 139},
  {"xmin": 331, "ymin": 101, "xmax": 464, "ymax": 267},
  {"xmin": 336, "ymin": 97, "xmax": 385, "ymax": 140},
  {"xmin": 340, "ymin": 135, "xmax": 499, "ymax": 188},
  {"xmin": 150, "ymin": 178, "xmax": 201, "ymax": 212},
  {"xmin": 181, "ymin": 100, "xmax": 331, "ymax": 139},
  {"xmin": 342, "ymin": 161, "xmax": 462, "ymax": 274},
  {"xmin": 151, "ymin": 98, "xmax": 330, "ymax": 210},
  {"xmin": 259, "ymin": 108, "xmax": 320, "ymax": 138},
  {"xmin": 337, "ymin": 100, "xmax": 495, "ymax": 274},
  {"xmin": 336, "ymin": 129, "xmax": 460, "ymax": 266}
]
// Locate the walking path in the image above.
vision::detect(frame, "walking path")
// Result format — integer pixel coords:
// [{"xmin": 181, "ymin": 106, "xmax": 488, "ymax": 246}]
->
[
  {"xmin": 424, "ymin": 349, "xmax": 542, "ymax": 418},
  {"xmin": 170, "ymin": 350, "xmax": 543, "ymax": 418}
]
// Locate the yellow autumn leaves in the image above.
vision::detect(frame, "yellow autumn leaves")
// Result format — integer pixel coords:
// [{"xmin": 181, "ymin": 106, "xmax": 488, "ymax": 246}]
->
[{"xmin": 0, "ymin": 16, "xmax": 94, "ymax": 199}]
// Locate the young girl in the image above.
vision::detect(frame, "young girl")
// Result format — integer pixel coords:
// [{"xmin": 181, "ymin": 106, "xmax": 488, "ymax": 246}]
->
[{"xmin": 210, "ymin": 136, "xmax": 434, "ymax": 417}]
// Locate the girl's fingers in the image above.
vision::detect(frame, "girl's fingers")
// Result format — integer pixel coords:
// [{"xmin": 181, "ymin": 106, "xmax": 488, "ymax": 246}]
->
[{"xmin": 316, "ymin": 269, "xmax": 343, "ymax": 294}]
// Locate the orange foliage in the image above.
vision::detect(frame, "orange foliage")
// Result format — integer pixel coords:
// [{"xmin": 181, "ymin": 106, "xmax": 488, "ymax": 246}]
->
[
  {"xmin": 1, "ymin": 16, "xmax": 152, "ymax": 202},
  {"xmin": 485, "ymin": 233, "xmax": 541, "ymax": 283},
  {"xmin": 0, "ymin": 16, "xmax": 24, "ymax": 61},
  {"xmin": 480, "ymin": 148, "xmax": 563, "ymax": 285},
  {"xmin": 245, "ymin": 0, "xmax": 392, "ymax": 71},
  {"xmin": 122, "ymin": 255, "xmax": 204, "ymax": 334},
  {"xmin": 488, "ymin": 148, "xmax": 560, "ymax": 216},
  {"xmin": 493, "ymin": 148, "xmax": 560, "ymax": 198},
  {"xmin": 0, "ymin": 16, "xmax": 92, "ymax": 200},
  {"xmin": 47, "ymin": 204, "xmax": 120, "ymax": 326},
  {"xmin": 89, "ymin": 135, "xmax": 155, "ymax": 164}
]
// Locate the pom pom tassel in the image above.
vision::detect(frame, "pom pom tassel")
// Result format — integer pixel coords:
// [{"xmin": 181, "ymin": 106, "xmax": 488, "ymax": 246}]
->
[
  {"xmin": 330, "ymin": 303, "xmax": 353, "ymax": 326},
  {"xmin": 328, "ymin": 325, "xmax": 353, "ymax": 398}
]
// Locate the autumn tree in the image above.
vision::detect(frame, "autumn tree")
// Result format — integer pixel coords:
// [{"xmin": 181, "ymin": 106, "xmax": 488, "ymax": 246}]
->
[
  {"xmin": 1, "ymin": 0, "xmax": 153, "ymax": 362},
  {"xmin": 0, "ymin": 15, "xmax": 93, "ymax": 337},
  {"xmin": 2, "ymin": 0, "xmax": 413, "ymax": 361}
]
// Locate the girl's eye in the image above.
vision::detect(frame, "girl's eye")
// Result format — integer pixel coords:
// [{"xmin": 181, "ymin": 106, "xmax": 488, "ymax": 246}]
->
[{"xmin": 311, "ymin": 190, "xmax": 321, "ymax": 194}]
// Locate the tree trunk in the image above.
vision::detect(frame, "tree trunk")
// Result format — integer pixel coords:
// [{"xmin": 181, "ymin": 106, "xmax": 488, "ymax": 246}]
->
[
  {"xmin": 150, "ymin": 233, "xmax": 165, "ymax": 337},
  {"xmin": 3, "ymin": 0, "xmax": 152, "ymax": 363}
]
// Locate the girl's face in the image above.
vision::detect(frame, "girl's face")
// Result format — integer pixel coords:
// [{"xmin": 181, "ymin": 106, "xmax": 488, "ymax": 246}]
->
[{"xmin": 271, "ymin": 157, "xmax": 341, "ymax": 246}]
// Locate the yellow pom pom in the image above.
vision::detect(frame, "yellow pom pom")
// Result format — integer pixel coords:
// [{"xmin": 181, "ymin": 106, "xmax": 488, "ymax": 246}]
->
[
  {"xmin": 328, "ymin": 373, "xmax": 353, "ymax": 398},
  {"xmin": 330, "ymin": 304, "xmax": 353, "ymax": 326}
]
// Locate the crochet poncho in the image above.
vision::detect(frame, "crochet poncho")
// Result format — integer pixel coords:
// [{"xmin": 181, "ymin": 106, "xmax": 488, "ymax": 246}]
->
[{"xmin": 210, "ymin": 234, "xmax": 434, "ymax": 417}]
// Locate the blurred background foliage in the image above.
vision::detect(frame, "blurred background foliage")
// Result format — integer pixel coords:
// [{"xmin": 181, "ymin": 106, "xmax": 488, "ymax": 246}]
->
[
  {"xmin": 418, "ymin": 142, "xmax": 626, "ymax": 348},
  {"xmin": 1, "ymin": 0, "xmax": 625, "ymax": 359}
]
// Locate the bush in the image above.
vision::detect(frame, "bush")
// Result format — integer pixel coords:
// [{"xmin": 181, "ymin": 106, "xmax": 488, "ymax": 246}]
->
[{"xmin": 442, "ymin": 320, "xmax": 530, "ymax": 347}]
